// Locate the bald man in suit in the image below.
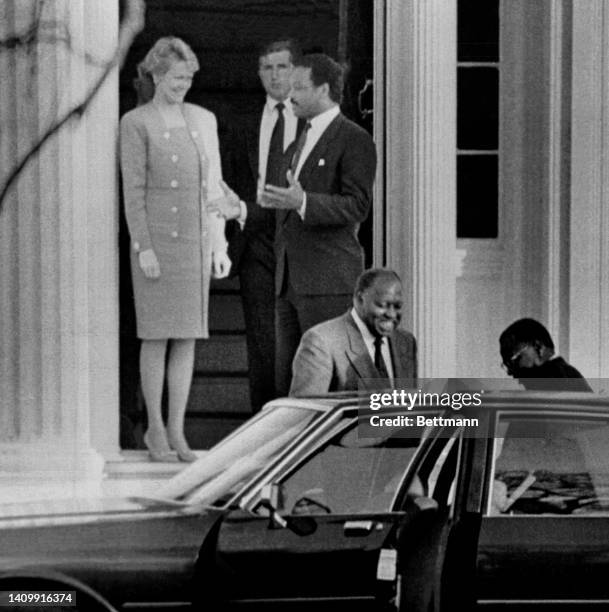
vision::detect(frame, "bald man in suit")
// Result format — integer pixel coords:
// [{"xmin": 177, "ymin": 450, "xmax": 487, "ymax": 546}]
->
[{"xmin": 289, "ymin": 268, "xmax": 417, "ymax": 396}]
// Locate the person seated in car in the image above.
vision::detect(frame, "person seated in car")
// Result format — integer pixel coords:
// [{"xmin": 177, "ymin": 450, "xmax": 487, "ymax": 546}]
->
[{"xmin": 499, "ymin": 318, "xmax": 591, "ymax": 391}]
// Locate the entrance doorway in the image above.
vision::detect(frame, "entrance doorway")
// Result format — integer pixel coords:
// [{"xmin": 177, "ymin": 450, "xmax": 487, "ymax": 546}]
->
[{"xmin": 118, "ymin": 0, "xmax": 375, "ymax": 448}]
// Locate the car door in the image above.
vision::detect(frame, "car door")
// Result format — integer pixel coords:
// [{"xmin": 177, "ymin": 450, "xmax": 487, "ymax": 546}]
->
[
  {"xmin": 202, "ymin": 410, "xmax": 462, "ymax": 612},
  {"xmin": 476, "ymin": 408, "xmax": 609, "ymax": 609}
]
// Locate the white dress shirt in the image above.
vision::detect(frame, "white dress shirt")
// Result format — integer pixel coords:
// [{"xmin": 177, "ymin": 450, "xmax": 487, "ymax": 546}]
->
[
  {"xmin": 294, "ymin": 104, "xmax": 340, "ymax": 220},
  {"xmin": 293, "ymin": 104, "xmax": 340, "ymax": 179},
  {"xmin": 236, "ymin": 96, "xmax": 298, "ymax": 226},
  {"xmin": 350, "ymin": 308, "xmax": 395, "ymax": 383}
]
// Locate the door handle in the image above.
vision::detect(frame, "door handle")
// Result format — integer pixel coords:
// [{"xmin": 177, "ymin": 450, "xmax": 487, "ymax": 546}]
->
[{"xmin": 343, "ymin": 519, "xmax": 377, "ymax": 536}]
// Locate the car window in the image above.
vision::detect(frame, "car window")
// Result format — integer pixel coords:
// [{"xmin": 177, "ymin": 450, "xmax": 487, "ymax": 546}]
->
[
  {"xmin": 273, "ymin": 421, "xmax": 421, "ymax": 515},
  {"xmin": 411, "ymin": 433, "xmax": 460, "ymax": 508},
  {"xmin": 488, "ymin": 415, "xmax": 609, "ymax": 515},
  {"xmin": 157, "ymin": 405, "xmax": 321, "ymax": 505}
]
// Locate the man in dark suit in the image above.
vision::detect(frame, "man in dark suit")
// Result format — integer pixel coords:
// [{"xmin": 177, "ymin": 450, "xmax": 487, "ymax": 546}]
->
[
  {"xmin": 221, "ymin": 39, "xmax": 303, "ymax": 412},
  {"xmin": 289, "ymin": 268, "xmax": 417, "ymax": 396},
  {"xmin": 259, "ymin": 53, "xmax": 377, "ymax": 395}
]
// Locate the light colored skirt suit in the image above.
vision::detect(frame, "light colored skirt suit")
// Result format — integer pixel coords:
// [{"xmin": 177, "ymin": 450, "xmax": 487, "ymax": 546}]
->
[{"xmin": 120, "ymin": 102, "xmax": 227, "ymax": 339}]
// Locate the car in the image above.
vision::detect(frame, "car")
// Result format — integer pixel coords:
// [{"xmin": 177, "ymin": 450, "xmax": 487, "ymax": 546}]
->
[
  {"xmin": 0, "ymin": 398, "xmax": 331, "ymax": 611},
  {"xmin": 202, "ymin": 391, "xmax": 609, "ymax": 611}
]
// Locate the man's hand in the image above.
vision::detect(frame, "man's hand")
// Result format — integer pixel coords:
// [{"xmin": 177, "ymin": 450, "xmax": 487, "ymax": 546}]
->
[
  {"xmin": 212, "ymin": 251, "xmax": 232, "ymax": 279},
  {"xmin": 259, "ymin": 170, "xmax": 304, "ymax": 210},
  {"xmin": 138, "ymin": 248, "xmax": 160, "ymax": 279},
  {"xmin": 206, "ymin": 180, "xmax": 242, "ymax": 220}
]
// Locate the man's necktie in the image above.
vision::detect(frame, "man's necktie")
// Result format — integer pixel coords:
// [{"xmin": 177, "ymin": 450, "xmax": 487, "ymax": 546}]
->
[
  {"xmin": 374, "ymin": 335, "xmax": 390, "ymax": 379},
  {"xmin": 265, "ymin": 102, "xmax": 285, "ymax": 187},
  {"xmin": 289, "ymin": 121, "xmax": 311, "ymax": 176}
]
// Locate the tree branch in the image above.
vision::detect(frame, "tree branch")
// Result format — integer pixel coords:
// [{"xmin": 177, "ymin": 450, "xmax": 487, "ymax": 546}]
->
[{"xmin": 0, "ymin": 0, "xmax": 145, "ymax": 211}]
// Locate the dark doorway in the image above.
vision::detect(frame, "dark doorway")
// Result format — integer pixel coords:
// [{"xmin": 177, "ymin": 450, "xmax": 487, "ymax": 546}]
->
[{"xmin": 118, "ymin": 0, "xmax": 374, "ymax": 449}]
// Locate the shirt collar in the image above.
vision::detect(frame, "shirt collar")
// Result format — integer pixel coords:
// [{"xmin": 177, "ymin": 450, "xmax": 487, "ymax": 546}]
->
[
  {"xmin": 351, "ymin": 307, "xmax": 378, "ymax": 347},
  {"xmin": 264, "ymin": 95, "xmax": 294, "ymax": 116},
  {"xmin": 309, "ymin": 104, "xmax": 340, "ymax": 132}
]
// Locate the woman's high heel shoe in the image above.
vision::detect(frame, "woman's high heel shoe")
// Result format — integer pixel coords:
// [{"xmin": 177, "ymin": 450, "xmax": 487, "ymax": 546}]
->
[
  {"xmin": 168, "ymin": 435, "xmax": 197, "ymax": 463},
  {"xmin": 143, "ymin": 430, "xmax": 174, "ymax": 462}
]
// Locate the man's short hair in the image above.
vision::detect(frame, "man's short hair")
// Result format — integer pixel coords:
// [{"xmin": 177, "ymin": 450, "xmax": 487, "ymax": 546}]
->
[
  {"xmin": 499, "ymin": 318, "xmax": 555, "ymax": 357},
  {"xmin": 294, "ymin": 53, "xmax": 344, "ymax": 104},
  {"xmin": 354, "ymin": 268, "xmax": 402, "ymax": 296},
  {"xmin": 258, "ymin": 39, "xmax": 301, "ymax": 64}
]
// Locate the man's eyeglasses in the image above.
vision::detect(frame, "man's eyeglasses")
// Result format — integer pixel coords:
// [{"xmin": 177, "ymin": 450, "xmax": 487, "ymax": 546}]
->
[{"xmin": 501, "ymin": 345, "xmax": 528, "ymax": 373}]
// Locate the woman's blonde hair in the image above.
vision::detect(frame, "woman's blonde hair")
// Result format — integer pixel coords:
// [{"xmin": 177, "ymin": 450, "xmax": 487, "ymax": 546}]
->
[{"xmin": 139, "ymin": 36, "xmax": 199, "ymax": 77}]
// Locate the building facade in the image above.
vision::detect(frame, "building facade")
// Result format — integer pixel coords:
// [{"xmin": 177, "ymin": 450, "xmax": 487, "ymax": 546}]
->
[{"xmin": 1, "ymin": 0, "xmax": 608, "ymax": 495}]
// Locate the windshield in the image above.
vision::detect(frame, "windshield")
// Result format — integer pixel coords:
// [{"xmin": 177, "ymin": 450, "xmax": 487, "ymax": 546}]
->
[{"xmin": 156, "ymin": 405, "xmax": 321, "ymax": 506}]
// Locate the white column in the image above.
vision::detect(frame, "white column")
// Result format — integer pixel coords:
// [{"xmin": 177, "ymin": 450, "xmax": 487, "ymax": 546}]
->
[
  {"xmin": 0, "ymin": 0, "xmax": 120, "ymax": 498},
  {"xmin": 83, "ymin": 0, "xmax": 121, "ymax": 459},
  {"xmin": 543, "ymin": 0, "xmax": 570, "ymax": 354},
  {"xmin": 383, "ymin": 0, "xmax": 457, "ymax": 377},
  {"xmin": 569, "ymin": 0, "xmax": 609, "ymax": 380}
]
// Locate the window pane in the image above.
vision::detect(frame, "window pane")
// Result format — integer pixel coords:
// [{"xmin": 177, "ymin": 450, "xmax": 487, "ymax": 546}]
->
[
  {"xmin": 278, "ymin": 420, "xmax": 420, "ymax": 515},
  {"xmin": 458, "ymin": 67, "xmax": 499, "ymax": 150},
  {"xmin": 488, "ymin": 416, "xmax": 609, "ymax": 515},
  {"xmin": 457, "ymin": 155, "xmax": 498, "ymax": 238},
  {"xmin": 158, "ymin": 405, "xmax": 320, "ymax": 504},
  {"xmin": 458, "ymin": 0, "xmax": 499, "ymax": 62}
]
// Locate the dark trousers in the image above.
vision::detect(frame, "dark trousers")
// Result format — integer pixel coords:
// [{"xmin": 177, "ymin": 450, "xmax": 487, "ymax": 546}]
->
[
  {"xmin": 275, "ymin": 277, "xmax": 351, "ymax": 397},
  {"xmin": 240, "ymin": 251, "xmax": 276, "ymax": 412}
]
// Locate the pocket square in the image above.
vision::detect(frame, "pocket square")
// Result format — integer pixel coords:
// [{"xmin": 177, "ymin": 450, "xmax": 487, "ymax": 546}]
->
[{"xmin": 318, "ymin": 159, "xmax": 325, "ymax": 166}]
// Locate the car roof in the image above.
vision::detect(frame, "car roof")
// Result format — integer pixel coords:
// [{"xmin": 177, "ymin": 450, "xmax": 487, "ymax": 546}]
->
[
  {"xmin": 263, "ymin": 393, "xmax": 360, "ymax": 412},
  {"xmin": 470, "ymin": 390, "xmax": 609, "ymax": 412}
]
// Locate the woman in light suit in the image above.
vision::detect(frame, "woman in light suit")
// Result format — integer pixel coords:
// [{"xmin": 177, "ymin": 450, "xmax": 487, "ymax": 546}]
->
[{"xmin": 120, "ymin": 37, "xmax": 238, "ymax": 461}]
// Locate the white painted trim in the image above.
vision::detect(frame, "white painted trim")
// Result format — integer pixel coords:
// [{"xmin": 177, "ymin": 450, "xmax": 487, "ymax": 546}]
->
[
  {"xmin": 543, "ymin": 0, "xmax": 570, "ymax": 356},
  {"xmin": 373, "ymin": 0, "xmax": 386, "ymax": 266},
  {"xmin": 570, "ymin": 0, "xmax": 609, "ymax": 378}
]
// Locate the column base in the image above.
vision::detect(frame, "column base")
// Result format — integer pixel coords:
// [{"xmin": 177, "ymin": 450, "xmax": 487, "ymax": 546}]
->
[{"xmin": 0, "ymin": 442, "xmax": 105, "ymax": 503}]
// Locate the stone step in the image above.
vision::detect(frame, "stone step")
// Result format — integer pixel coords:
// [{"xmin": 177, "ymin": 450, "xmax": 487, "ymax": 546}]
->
[
  {"xmin": 184, "ymin": 415, "xmax": 248, "ymax": 450},
  {"xmin": 187, "ymin": 376, "xmax": 251, "ymax": 415},
  {"xmin": 194, "ymin": 335, "xmax": 247, "ymax": 374},
  {"xmin": 208, "ymin": 294, "xmax": 244, "ymax": 333}
]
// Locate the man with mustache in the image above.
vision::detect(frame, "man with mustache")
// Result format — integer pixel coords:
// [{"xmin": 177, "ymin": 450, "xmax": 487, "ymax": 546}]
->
[
  {"xmin": 211, "ymin": 53, "xmax": 377, "ymax": 396},
  {"xmin": 260, "ymin": 53, "xmax": 378, "ymax": 395}
]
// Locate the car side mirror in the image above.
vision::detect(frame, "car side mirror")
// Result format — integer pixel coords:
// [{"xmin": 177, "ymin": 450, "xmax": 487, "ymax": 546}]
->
[{"xmin": 259, "ymin": 483, "xmax": 288, "ymax": 529}]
